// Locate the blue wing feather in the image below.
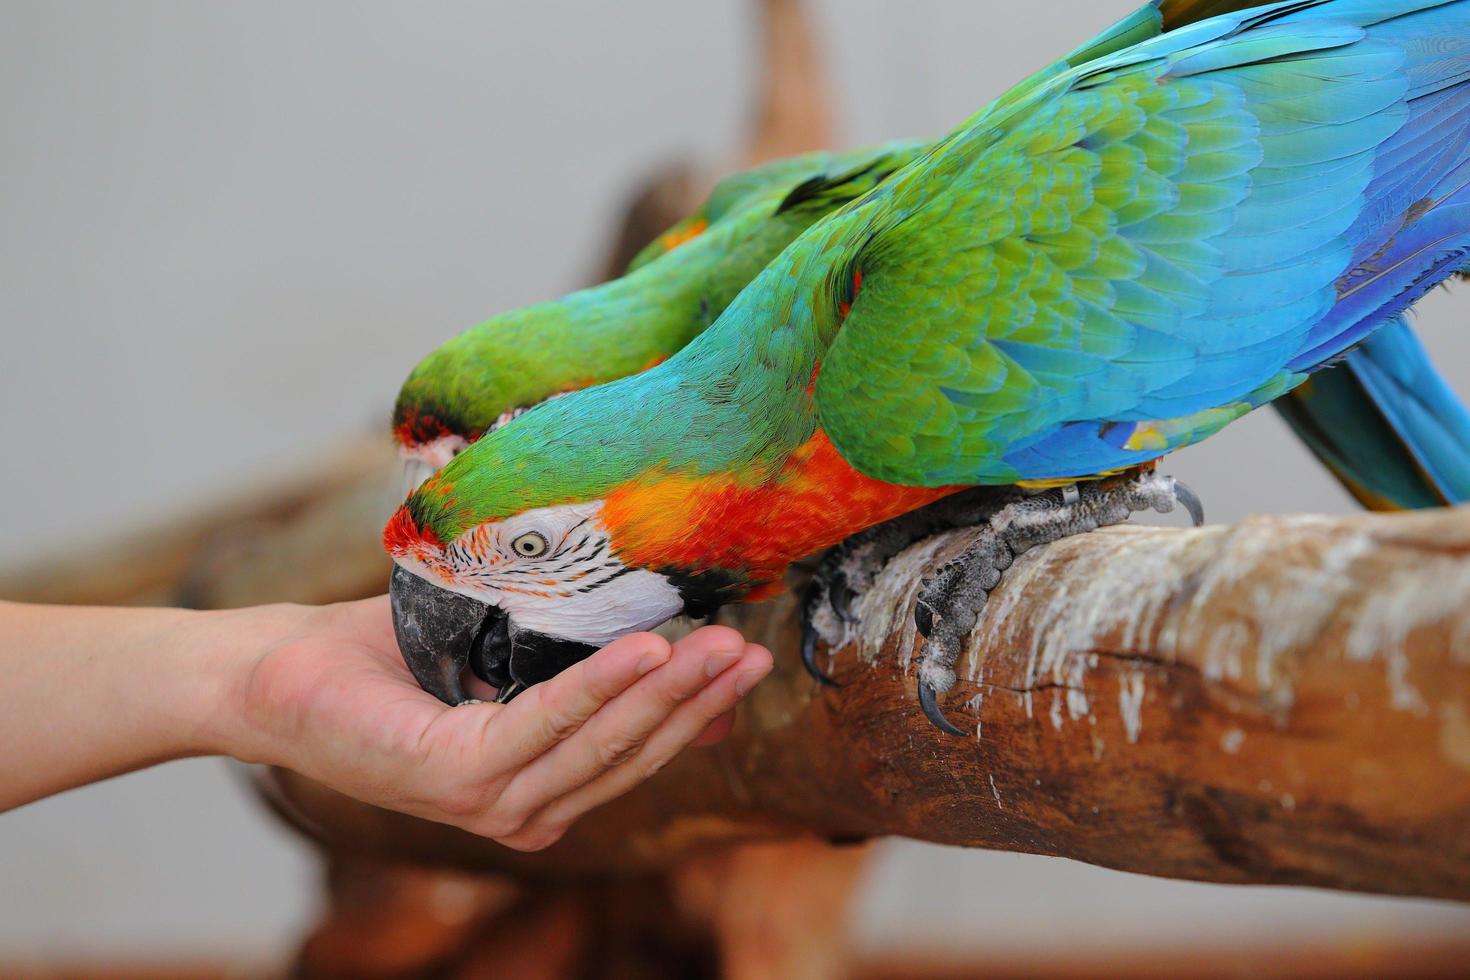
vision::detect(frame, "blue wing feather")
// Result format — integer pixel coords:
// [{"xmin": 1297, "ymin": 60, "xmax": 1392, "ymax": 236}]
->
[
  {"xmin": 810, "ymin": 0, "xmax": 1470, "ymax": 486},
  {"xmin": 1040, "ymin": 0, "xmax": 1470, "ymax": 472}
]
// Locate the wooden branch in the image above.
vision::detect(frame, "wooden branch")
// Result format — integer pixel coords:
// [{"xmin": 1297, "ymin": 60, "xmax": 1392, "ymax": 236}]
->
[{"xmin": 263, "ymin": 505, "xmax": 1470, "ymax": 901}]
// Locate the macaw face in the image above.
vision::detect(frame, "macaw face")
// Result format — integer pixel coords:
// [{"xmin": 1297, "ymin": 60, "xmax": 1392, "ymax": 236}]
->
[
  {"xmin": 386, "ymin": 500, "xmax": 683, "ymax": 704},
  {"xmin": 399, "ymin": 434, "xmax": 469, "ymax": 494},
  {"xmin": 392, "ymin": 398, "xmax": 475, "ymax": 490},
  {"xmin": 397, "ymin": 394, "xmax": 575, "ymax": 492}
]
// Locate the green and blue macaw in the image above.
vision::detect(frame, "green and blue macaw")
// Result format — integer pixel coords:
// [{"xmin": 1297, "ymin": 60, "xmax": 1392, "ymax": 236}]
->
[
  {"xmin": 386, "ymin": 0, "xmax": 1470, "ymax": 732},
  {"xmin": 393, "ymin": 0, "xmax": 1470, "ymax": 513}
]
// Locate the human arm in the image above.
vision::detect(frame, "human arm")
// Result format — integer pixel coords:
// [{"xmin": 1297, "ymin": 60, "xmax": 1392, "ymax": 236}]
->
[{"xmin": 0, "ymin": 597, "xmax": 771, "ymax": 851}]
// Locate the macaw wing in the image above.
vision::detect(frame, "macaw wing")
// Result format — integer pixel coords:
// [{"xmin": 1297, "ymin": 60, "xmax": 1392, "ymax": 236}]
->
[
  {"xmin": 1157, "ymin": 0, "xmax": 1470, "ymax": 511},
  {"xmin": 627, "ymin": 0, "xmax": 1276, "ymax": 277},
  {"xmin": 625, "ymin": 0, "xmax": 1211, "ymax": 278},
  {"xmin": 625, "ymin": 142, "xmax": 929, "ymax": 274},
  {"xmin": 813, "ymin": 0, "xmax": 1470, "ymax": 486}
]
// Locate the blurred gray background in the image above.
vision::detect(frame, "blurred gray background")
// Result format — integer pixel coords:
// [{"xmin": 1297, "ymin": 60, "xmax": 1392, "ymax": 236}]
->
[{"xmin": 3, "ymin": 0, "xmax": 1469, "ymax": 968}]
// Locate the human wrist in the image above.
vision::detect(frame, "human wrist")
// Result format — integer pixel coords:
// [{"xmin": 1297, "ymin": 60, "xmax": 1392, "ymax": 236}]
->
[
  {"xmin": 162, "ymin": 602, "xmax": 307, "ymax": 766},
  {"xmin": 0, "ymin": 599, "xmax": 315, "ymax": 812}
]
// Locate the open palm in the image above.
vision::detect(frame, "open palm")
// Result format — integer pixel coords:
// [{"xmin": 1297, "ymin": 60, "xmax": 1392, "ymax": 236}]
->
[{"xmin": 236, "ymin": 596, "xmax": 771, "ymax": 851}]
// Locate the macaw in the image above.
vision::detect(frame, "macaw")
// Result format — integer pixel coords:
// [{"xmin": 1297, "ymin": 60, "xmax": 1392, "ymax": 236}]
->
[
  {"xmin": 386, "ymin": 0, "xmax": 1470, "ymax": 733},
  {"xmin": 393, "ymin": 0, "xmax": 1470, "ymax": 516}
]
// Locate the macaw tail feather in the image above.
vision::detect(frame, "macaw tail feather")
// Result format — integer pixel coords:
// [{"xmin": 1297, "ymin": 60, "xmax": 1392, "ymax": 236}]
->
[{"xmin": 1275, "ymin": 314, "xmax": 1470, "ymax": 510}]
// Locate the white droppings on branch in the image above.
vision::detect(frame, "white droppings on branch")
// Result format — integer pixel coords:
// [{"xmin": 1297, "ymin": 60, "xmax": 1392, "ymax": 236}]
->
[
  {"xmin": 969, "ymin": 525, "xmax": 1201, "ymax": 688},
  {"xmin": 1346, "ymin": 559, "xmax": 1470, "ymax": 714},
  {"xmin": 1203, "ymin": 621, "xmax": 1248, "ymax": 683},
  {"xmin": 952, "ymin": 523, "xmax": 1197, "ymax": 744},
  {"xmin": 963, "ymin": 692, "xmax": 985, "ymax": 739},
  {"xmin": 1119, "ymin": 670, "xmax": 1147, "ymax": 743},
  {"xmin": 842, "ymin": 507, "xmax": 1470, "ymax": 747},
  {"xmin": 1216, "ymin": 524, "xmax": 1371, "ymax": 712},
  {"xmin": 1166, "ymin": 517, "xmax": 1370, "ymax": 708},
  {"xmin": 850, "ymin": 533, "xmax": 952, "ymax": 670},
  {"xmin": 1221, "ymin": 727, "xmax": 1245, "ymax": 754},
  {"xmin": 1065, "ymin": 653, "xmax": 1091, "ymax": 721}
]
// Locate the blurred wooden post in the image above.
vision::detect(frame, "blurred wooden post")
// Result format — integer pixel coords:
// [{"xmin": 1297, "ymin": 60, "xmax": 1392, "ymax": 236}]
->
[
  {"xmin": 742, "ymin": 0, "xmax": 837, "ymax": 166},
  {"xmin": 595, "ymin": 0, "xmax": 836, "ymax": 280}
]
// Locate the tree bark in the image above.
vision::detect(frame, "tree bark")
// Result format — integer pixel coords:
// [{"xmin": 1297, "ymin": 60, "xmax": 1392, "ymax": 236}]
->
[{"xmin": 262, "ymin": 503, "xmax": 1470, "ymax": 902}]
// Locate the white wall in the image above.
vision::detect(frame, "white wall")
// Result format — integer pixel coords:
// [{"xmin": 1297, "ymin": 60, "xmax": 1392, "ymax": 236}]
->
[{"xmin": 3, "ymin": 0, "xmax": 1469, "ymax": 962}]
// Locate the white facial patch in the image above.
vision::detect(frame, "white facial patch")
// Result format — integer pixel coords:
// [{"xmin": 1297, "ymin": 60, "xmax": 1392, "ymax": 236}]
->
[
  {"xmin": 508, "ymin": 565, "xmax": 684, "ymax": 645},
  {"xmin": 398, "ymin": 393, "xmax": 575, "ymax": 492},
  {"xmin": 404, "ymin": 500, "xmax": 683, "ymax": 647},
  {"xmin": 399, "ymin": 435, "xmax": 470, "ymax": 492}
]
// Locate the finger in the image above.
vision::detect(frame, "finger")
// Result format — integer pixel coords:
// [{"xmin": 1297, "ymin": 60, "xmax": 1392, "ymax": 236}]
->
[
  {"xmin": 480, "ymin": 632, "xmax": 673, "ymax": 772},
  {"xmin": 521, "ymin": 644, "xmax": 772, "ymax": 837},
  {"xmin": 326, "ymin": 594, "xmax": 394, "ymax": 648},
  {"xmin": 492, "ymin": 626, "xmax": 748, "ymax": 817},
  {"xmin": 692, "ymin": 709, "xmax": 736, "ymax": 747}
]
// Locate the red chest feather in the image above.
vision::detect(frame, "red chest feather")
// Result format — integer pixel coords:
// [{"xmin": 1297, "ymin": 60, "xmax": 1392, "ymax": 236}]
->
[{"xmin": 600, "ymin": 430, "xmax": 956, "ymax": 592}]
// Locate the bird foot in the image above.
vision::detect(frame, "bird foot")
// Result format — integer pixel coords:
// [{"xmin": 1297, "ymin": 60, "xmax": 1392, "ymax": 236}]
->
[
  {"xmin": 914, "ymin": 471, "xmax": 1204, "ymax": 736},
  {"xmin": 799, "ymin": 487, "xmax": 1017, "ymax": 685},
  {"xmin": 799, "ymin": 531, "xmax": 907, "ymax": 686}
]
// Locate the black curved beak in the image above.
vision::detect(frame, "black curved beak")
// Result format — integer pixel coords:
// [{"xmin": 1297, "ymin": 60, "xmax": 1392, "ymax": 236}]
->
[{"xmin": 389, "ymin": 564, "xmax": 505, "ymax": 705}]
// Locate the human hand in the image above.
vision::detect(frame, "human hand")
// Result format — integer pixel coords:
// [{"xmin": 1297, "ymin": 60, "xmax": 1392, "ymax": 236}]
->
[{"xmin": 223, "ymin": 597, "xmax": 772, "ymax": 850}]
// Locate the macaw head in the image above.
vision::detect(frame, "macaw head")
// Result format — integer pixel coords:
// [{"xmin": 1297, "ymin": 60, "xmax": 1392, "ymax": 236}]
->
[
  {"xmin": 383, "ymin": 145, "xmax": 935, "ymax": 701},
  {"xmin": 382, "ymin": 384, "xmax": 756, "ymax": 705},
  {"xmin": 391, "ymin": 306, "xmax": 594, "ymax": 491}
]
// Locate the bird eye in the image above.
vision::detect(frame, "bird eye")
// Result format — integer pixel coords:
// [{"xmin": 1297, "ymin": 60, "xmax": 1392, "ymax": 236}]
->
[{"xmin": 510, "ymin": 531, "xmax": 549, "ymax": 558}]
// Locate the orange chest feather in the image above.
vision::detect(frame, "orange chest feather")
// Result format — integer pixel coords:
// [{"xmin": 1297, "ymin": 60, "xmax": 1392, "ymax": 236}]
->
[{"xmin": 598, "ymin": 430, "xmax": 956, "ymax": 592}]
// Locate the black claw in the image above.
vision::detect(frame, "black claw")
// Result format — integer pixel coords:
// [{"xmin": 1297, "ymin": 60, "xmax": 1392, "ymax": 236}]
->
[
  {"xmin": 914, "ymin": 599, "xmax": 935, "ymax": 638},
  {"xmin": 800, "ymin": 625, "xmax": 841, "ymax": 687},
  {"xmin": 1173, "ymin": 479, "xmax": 1206, "ymax": 527},
  {"xmin": 798, "ymin": 578, "xmax": 841, "ymax": 687},
  {"xmin": 918, "ymin": 680, "xmax": 968, "ymax": 737},
  {"xmin": 831, "ymin": 577, "xmax": 858, "ymax": 625}
]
